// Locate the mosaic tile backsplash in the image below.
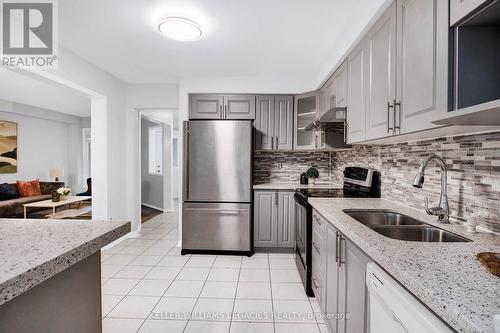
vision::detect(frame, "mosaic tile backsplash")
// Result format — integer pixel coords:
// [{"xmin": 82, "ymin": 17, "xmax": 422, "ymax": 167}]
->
[
  {"xmin": 253, "ymin": 151, "xmax": 332, "ymax": 184},
  {"xmin": 254, "ymin": 131, "xmax": 500, "ymax": 232}
]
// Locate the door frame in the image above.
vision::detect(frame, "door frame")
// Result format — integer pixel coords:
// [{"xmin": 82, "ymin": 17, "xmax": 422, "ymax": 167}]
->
[{"xmin": 137, "ymin": 108, "xmax": 178, "ymax": 228}]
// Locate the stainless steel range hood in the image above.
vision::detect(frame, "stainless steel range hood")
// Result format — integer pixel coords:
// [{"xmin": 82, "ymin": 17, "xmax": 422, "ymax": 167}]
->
[{"xmin": 305, "ymin": 107, "xmax": 347, "ymax": 131}]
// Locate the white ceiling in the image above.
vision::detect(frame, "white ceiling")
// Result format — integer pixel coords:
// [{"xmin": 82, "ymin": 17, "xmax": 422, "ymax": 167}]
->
[
  {"xmin": 0, "ymin": 70, "xmax": 91, "ymax": 117},
  {"xmin": 59, "ymin": 0, "xmax": 387, "ymax": 85}
]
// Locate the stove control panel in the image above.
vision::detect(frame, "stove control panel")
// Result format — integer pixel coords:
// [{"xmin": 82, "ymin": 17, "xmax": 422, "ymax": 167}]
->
[{"xmin": 344, "ymin": 167, "xmax": 374, "ymax": 188}]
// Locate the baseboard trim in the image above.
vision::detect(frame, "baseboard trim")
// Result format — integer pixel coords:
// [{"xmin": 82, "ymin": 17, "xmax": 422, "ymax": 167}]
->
[{"xmin": 141, "ymin": 203, "xmax": 165, "ymax": 212}]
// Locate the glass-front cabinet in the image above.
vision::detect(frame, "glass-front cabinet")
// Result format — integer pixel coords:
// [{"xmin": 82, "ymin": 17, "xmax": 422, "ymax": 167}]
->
[{"xmin": 294, "ymin": 91, "xmax": 320, "ymax": 150}]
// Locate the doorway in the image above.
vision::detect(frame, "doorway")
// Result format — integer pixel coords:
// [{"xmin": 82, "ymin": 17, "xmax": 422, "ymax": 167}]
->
[{"xmin": 139, "ymin": 109, "xmax": 178, "ymax": 223}]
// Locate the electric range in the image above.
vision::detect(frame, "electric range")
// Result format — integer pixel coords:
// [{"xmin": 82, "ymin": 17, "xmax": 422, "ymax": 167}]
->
[{"xmin": 294, "ymin": 167, "xmax": 380, "ymax": 297}]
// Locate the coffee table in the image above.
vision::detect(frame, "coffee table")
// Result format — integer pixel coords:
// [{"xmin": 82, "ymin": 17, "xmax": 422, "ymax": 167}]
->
[{"xmin": 23, "ymin": 196, "xmax": 91, "ymax": 219}]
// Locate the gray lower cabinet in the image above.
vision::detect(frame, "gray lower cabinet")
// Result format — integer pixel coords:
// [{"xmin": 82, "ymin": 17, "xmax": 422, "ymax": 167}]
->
[
  {"xmin": 277, "ymin": 191, "xmax": 295, "ymax": 247},
  {"xmin": 254, "ymin": 190, "xmax": 295, "ymax": 248},
  {"xmin": 317, "ymin": 209, "xmax": 371, "ymax": 333},
  {"xmin": 255, "ymin": 95, "xmax": 293, "ymax": 151},
  {"xmin": 341, "ymin": 238, "xmax": 371, "ymax": 333},
  {"xmin": 325, "ymin": 222, "xmax": 341, "ymax": 331},
  {"xmin": 189, "ymin": 94, "xmax": 255, "ymax": 120},
  {"xmin": 253, "ymin": 191, "xmax": 278, "ymax": 247},
  {"xmin": 312, "ymin": 211, "xmax": 327, "ymax": 312}
]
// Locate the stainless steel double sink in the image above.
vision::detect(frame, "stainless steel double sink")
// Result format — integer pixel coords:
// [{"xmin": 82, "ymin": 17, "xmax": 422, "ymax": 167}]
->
[{"xmin": 343, "ymin": 209, "xmax": 471, "ymax": 242}]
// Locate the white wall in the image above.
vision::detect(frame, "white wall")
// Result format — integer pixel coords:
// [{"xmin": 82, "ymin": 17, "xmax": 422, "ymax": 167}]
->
[
  {"xmin": 37, "ymin": 47, "xmax": 128, "ymax": 221},
  {"xmin": 0, "ymin": 101, "xmax": 86, "ymax": 192},
  {"xmin": 125, "ymin": 84, "xmax": 178, "ymax": 231}
]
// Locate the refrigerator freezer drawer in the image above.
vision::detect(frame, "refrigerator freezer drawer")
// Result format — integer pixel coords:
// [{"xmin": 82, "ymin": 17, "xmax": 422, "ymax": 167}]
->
[{"xmin": 182, "ymin": 202, "xmax": 251, "ymax": 251}]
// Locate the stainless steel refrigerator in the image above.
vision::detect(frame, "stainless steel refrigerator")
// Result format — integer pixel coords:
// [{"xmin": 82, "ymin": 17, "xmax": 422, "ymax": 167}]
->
[{"xmin": 182, "ymin": 120, "xmax": 252, "ymax": 254}]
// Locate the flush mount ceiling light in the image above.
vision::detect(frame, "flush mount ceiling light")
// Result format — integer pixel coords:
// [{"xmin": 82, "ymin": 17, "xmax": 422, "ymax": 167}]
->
[{"xmin": 158, "ymin": 17, "xmax": 202, "ymax": 41}]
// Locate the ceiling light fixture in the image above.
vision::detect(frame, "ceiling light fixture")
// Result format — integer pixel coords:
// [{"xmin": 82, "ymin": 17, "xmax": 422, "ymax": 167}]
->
[{"xmin": 157, "ymin": 16, "xmax": 202, "ymax": 41}]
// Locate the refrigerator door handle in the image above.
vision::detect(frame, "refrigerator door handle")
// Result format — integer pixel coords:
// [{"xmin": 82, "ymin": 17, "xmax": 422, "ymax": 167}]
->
[
  {"xmin": 183, "ymin": 122, "xmax": 190, "ymax": 200},
  {"xmin": 184, "ymin": 208, "xmax": 247, "ymax": 213}
]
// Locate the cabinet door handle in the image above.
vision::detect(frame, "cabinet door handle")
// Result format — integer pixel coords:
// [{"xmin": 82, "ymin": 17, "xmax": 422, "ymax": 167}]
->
[
  {"xmin": 314, "ymin": 215, "xmax": 321, "ymax": 226},
  {"xmin": 275, "ymin": 192, "xmax": 279, "ymax": 206},
  {"xmin": 387, "ymin": 101, "xmax": 394, "ymax": 133},
  {"xmin": 338, "ymin": 235, "xmax": 346, "ymax": 267},
  {"xmin": 312, "ymin": 278, "xmax": 319, "ymax": 289},
  {"xmin": 275, "ymin": 136, "xmax": 278, "ymax": 149},
  {"xmin": 271, "ymin": 136, "xmax": 274, "ymax": 150},
  {"xmin": 394, "ymin": 99, "xmax": 401, "ymax": 134},
  {"xmin": 219, "ymin": 105, "xmax": 223, "ymax": 119},
  {"xmin": 312, "ymin": 241, "xmax": 320, "ymax": 254},
  {"xmin": 343, "ymin": 120, "xmax": 346, "ymax": 142},
  {"xmin": 224, "ymin": 105, "xmax": 228, "ymax": 119},
  {"xmin": 335, "ymin": 231, "xmax": 340, "ymax": 263}
]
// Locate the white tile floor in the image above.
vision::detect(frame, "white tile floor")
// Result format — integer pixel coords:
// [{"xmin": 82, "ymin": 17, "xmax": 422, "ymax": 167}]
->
[{"xmin": 101, "ymin": 208, "xmax": 328, "ymax": 333}]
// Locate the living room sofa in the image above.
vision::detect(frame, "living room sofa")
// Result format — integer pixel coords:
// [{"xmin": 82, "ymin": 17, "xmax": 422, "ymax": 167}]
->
[{"xmin": 0, "ymin": 182, "xmax": 64, "ymax": 217}]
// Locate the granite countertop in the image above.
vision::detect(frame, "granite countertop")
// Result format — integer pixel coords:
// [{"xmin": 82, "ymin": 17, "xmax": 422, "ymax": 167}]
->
[
  {"xmin": 253, "ymin": 182, "xmax": 343, "ymax": 190},
  {"xmin": 308, "ymin": 198, "xmax": 500, "ymax": 333},
  {"xmin": 0, "ymin": 219, "xmax": 130, "ymax": 306}
]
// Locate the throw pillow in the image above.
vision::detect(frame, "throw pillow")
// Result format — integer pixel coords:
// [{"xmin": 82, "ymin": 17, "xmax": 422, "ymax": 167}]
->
[
  {"xmin": 17, "ymin": 180, "xmax": 42, "ymax": 197},
  {"xmin": 0, "ymin": 183, "xmax": 18, "ymax": 201}
]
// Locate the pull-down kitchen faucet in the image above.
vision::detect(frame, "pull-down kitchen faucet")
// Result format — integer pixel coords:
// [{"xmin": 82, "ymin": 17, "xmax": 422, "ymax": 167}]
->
[{"xmin": 412, "ymin": 155, "xmax": 450, "ymax": 224}]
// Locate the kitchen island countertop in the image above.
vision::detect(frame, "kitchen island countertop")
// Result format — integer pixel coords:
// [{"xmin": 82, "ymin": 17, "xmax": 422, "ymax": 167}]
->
[{"xmin": 0, "ymin": 218, "xmax": 130, "ymax": 306}]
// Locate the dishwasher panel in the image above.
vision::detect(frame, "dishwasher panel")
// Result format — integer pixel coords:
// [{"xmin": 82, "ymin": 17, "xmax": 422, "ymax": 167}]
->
[{"xmin": 366, "ymin": 263, "xmax": 454, "ymax": 333}]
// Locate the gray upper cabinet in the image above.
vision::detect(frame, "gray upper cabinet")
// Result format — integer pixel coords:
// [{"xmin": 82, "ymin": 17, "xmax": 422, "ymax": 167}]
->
[
  {"xmin": 224, "ymin": 95, "xmax": 256, "ymax": 119},
  {"xmin": 274, "ymin": 96, "xmax": 294, "ymax": 150},
  {"xmin": 277, "ymin": 191, "xmax": 295, "ymax": 248},
  {"xmin": 255, "ymin": 95, "xmax": 275, "ymax": 150},
  {"xmin": 365, "ymin": 2, "xmax": 397, "ymax": 140},
  {"xmin": 255, "ymin": 95, "xmax": 294, "ymax": 151},
  {"xmin": 189, "ymin": 94, "xmax": 224, "ymax": 119},
  {"xmin": 254, "ymin": 190, "xmax": 295, "ymax": 248},
  {"xmin": 189, "ymin": 94, "xmax": 255, "ymax": 120},
  {"xmin": 347, "ymin": 42, "xmax": 367, "ymax": 143},
  {"xmin": 396, "ymin": 0, "xmax": 448, "ymax": 134},
  {"xmin": 333, "ymin": 60, "xmax": 348, "ymax": 108},
  {"xmin": 294, "ymin": 91, "xmax": 319, "ymax": 150},
  {"xmin": 254, "ymin": 191, "xmax": 278, "ymax": 247}
]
